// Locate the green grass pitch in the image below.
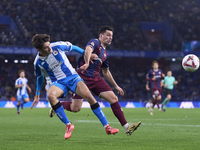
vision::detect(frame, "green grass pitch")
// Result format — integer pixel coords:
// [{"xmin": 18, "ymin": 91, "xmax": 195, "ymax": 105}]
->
[{"xmin": 0, "ymin": 107, "xmax": 200, "ymax": 150}]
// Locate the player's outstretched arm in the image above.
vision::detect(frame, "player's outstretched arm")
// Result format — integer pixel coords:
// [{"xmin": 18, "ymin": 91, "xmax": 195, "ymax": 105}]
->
[
  {"xmin": 102, "ymin": 68, "xmax": 124, "ymax": 96},
  {"xmin": 30, "ymin": 75, "xmax": 44, "ymax": 109},
  {"xmin": 174, "ymin": 80, "xmax": 178, "ymax": 84},
  {"xmin": 146, "ymin": 83, "xmax": 150, "ymax": 91},
  {"xmin": 30, "ymin": 95, "xmax": 40, "ymax": 109},
  {"xmin": 71, "ymin": 45, "xmax": 84, "ymax": 55},
  {"xmin": 77, "ymin": 46, "xmax": 94, "ymax": 72},
  {"xmin": 27, "ymin": 84, "xmax": 32, "ymax": 93},
  {"xmin": 15, "ymin": 84, "xmax": 24, "ymax": 88}
]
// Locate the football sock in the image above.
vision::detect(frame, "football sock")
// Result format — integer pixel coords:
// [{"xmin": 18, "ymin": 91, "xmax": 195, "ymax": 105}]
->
[
  {"xmin": 162, "ymin": 98, "xmax": 169, "ymax": 109},
  {"xmin": 17, "ymin": 105, "xmax": 20, "ymax": 112},
  {"xmin": 156, "ymin": 101, "xmax": 160, "ymax": 109},
  {"xmin": 61, "ymin": 101, "xmax": 72, "ymax": 111},
  {"xmin": 123, "ymin": 123, "xmax": 129, "ymax": 131},
  {"xmin": 52, "ymin": 102, "xmax": 70, "ymax": 125},
  {"xmin": 91, "ymin": 102, "xmax": 108, "ymax": 126},
  {"xmin": 17, "ymin": 104, "xmax": 20, "ymax": 111},
  {"xmin": 162, "ymin": 98, "xmax": 168, "ymax": 105},
  {"xmin": 21, "ymin": 100, "xmax": 24, "ymax": 105},
  {"xmin": 152, "ymin": 99, "xmax": 157, "ymax": 108},
  {"xmin": 111, "ymin": 101, "xmax": 127, "ymax": 126}
]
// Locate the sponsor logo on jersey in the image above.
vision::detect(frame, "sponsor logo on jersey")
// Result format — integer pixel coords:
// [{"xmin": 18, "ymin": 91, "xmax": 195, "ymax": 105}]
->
[
  {"xmin": 48, "ymin": 61, "xmax": 63, "ymax": 71},
  {"xmin": 90, "ymin": 42, "xmax": 94, "ymax": 46}
]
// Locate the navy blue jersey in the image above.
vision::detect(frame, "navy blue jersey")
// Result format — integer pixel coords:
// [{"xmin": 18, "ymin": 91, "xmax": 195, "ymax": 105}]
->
[
  {"xmin": 146, "ymin": 69, "xmax": 163, "ymax": 90},
  {"xmin": 77, "ymin": 39, "xmax": 109, "ymax": 79}
]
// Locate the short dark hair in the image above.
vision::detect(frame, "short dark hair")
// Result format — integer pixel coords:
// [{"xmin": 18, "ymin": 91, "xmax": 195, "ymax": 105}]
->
[
  {"xmin": 98, "ymin": 26, "xmax": 114, "ymax": 35},
  {"xmin": 18, "ymin": 69, "xmax": 25, "ymax": 75},
  {"xmin": 32, "ymin": 34, "xmax": 50, "ymax": 49}
]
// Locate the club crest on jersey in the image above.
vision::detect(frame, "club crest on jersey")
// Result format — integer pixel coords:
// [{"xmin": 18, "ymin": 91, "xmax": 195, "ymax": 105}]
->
[
  {"xmin": 90, "ymin": 42, "xmax": 94, "ymax": 46},
  {"xmin": 53, "ymin": 50, "xmax": 58, "ymax": 55},
  {"xmin": 104, "ymin": 53, "xmax": 107, "ymax": 58}
]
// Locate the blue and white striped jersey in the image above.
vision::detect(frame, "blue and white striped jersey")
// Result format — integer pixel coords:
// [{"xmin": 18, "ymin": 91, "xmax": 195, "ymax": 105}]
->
[
  {"xmin": 15, "ymin": 77, "xmax": 28, "ymax": 96},
  {"xmin": 33, "ymin": 41, "xmax": 78, "ymax": 84}
]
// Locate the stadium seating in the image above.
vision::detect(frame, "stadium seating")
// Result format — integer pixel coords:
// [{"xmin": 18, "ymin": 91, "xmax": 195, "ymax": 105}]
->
[
  {"xmin": 1, "ymin": 0, "xmax": 199, "ymax": 50},
  {"xmin": 0, "ymin": 0, "xmax": 200, "ymax": 102}
]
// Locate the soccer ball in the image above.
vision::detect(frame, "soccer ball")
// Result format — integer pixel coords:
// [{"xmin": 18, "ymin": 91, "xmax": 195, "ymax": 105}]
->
[{"xmin": 182, "ymin": 54, "xmax": 199, "ymax": 72}]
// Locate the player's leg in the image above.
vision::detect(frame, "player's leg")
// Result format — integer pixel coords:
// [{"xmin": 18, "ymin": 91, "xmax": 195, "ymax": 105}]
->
[
  {"xmin": 21, "ymin": 94, "xmax": 30, "ymax": 109},
  {"xmin": 151, "ymin": 89, "xmax": 161, "ymax": 110},
  {"xmin": 100, "ymin": 92, "xmax": 127, "ymax": 126},
  {"xmin": 74, "ymin": 80, "xmax": 119, "ymax": 135},
  {"xmin": 89, "ymin": 77, "xmax": 140, "ymax": 135},
  {"xmin": 16, "ymin": 95, "xmax": 21, "ymax": 114},
  {"xmin": 157, "ymin": 95, "xmax": 162, "ymax": 110},
  {"xmin": 61, "ymin": 98, "xmax": 83, "ymax": 112},
  {"xmin": 17, "ymin": 101, "xmax": 21, "ymax": 115},
  {"xmin": 100, "ymin": 91, "xmax": 141, "ymax": 135},
  {"xmin": 49, "ymin": 99, "xmax": 83, "ymax": 117},
  {"xmin": 47, "ymin": 85, "xmax": 73, "ymax": 139},
  {"xmin": 93, "ymin": 77, "xmax": 128, "ymax": 128},
  {"xmin": 149, "ymin": 90, "xmax": 155, "ymax": 115},
  {"xmin": 162, "ymin": 93, "xmax": 171, "ymax": 111}
]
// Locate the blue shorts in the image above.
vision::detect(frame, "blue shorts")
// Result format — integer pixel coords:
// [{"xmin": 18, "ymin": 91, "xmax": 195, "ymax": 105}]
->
[
  {"xmin": 17, "ymin": 94, "xmax": 29, "ymax": 102},
  {"xmin": 52, "ymin": 74, "xmax": 83, "ymax": 97}
]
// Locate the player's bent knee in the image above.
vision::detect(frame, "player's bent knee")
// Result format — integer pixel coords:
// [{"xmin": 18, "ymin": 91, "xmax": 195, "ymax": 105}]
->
[
  {"xmin": 111, "ymin": 95, "xmax": 118, "ymax": 103},
  {"xmin": 83, "ymin": 92, "xmax": 92, "ymax": 100},
  {"xmin": 167, "ymin": 95, "xmax": 171, "ymax": 100},
  {"xmin": 47, "ymin": 93, "xmax": 56, "ymax": 101},
  {"xmin": 84, "ymin": 93, "xmax": 97, "ymax": 105},
  {"xmin": 157, "ymin": 96, "xmax": 162, "ymax": 100}
]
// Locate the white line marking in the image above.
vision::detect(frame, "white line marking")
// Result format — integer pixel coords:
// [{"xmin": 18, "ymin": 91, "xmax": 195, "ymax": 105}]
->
[{"xmin": 76, "ymin": 120, "xmax": 200, "ymax": 127}]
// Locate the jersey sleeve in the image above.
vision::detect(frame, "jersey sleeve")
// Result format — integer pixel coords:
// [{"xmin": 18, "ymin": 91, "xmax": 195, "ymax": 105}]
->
[
  {"xmin": 15, "ymin": 79, "xmax": 19, "ymax": 85},
  {"xmin": 50, "ymin": 41, "xmax": 72, "ymax": 52},
  {"xmin": 86, "ymin": 39, "xmax": 99, "ymax": 51},
  {"xmin": 173, "ymin": 77, "xmax": 176, "ymax": 83},
  {"xmin": 51, "ymin": 41, "xmax": 84, "ymax": 54},
  {"xmin": 36, "ymin": 75, "xmax": 44, "ymax": 95},
  {"xmin": 146, "ymin": 70, "xmax": 152, "ymax": 81},
  {"xmin": 160, "ymin": 69, "xmax": 164, "ymax": 79},
  {"xmin": 34, "ymin": 64, "xmax": 42, "ymax": 77}
]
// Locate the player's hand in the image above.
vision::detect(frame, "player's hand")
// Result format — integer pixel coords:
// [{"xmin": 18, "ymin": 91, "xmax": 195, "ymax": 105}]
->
[
  {"xmin": 152, "ymin": 77, "xmax": 156, "ymax": 81},
  {"xmin": 174, "ymin": 81, "xmax": 178, "ymax": 84},
  {"xmin": 162, "ymin": 73, "xmax": 165, "ymax": 78},
  {"xmin": 164, "ymin": 84, "xmax": 168, "ymax": 87},
  {"xmin": 116, "ymin": 86, "xmax": 124, "ymax": 96},
  {"xmin": 28, "ymin": 88, "xmax": 32, "ymax": 93},
  {"xmin": 30, "ymin": 95, "xmax": 40, "ymax": 109},
  {"xmin": 146, "ymin": 87, "xmax": 150, "ymax": 91},
  {"xmin": 77, "ymin": 63, "xmax": 89, "ymax": 72},
  {"xmin": 90, "ymin": 54, "xmax": 98, "ymax": 64}
]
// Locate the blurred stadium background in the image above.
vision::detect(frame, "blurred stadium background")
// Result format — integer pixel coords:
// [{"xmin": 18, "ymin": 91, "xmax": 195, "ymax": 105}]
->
[{"xmin": 1, "ymin": 0, "xmax": 200, "ymax": 108}]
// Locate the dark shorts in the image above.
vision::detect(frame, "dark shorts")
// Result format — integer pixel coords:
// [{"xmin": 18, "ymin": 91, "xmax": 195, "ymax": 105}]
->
[
  {"xmin": 151, "ymin": 88, "xmax": 161, "ymax": 99},
  {"xmin": 163, "ymin": 88, "xmax": 172, "ymax": 95},
  {"xmin": 72, "ymin": 75, "xmax": 112, "ymax": 99}
]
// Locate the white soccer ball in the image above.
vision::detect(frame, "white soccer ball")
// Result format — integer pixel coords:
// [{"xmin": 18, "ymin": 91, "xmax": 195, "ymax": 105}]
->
[{"xmin": 182, "ymin": 54, "xmax": 199, "ymax": 72}]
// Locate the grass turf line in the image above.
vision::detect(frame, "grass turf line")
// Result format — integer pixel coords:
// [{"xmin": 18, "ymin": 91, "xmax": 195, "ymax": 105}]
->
[{"xmin": 0, "ymin": 108, "xmax": 200, "ymax": 150}]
